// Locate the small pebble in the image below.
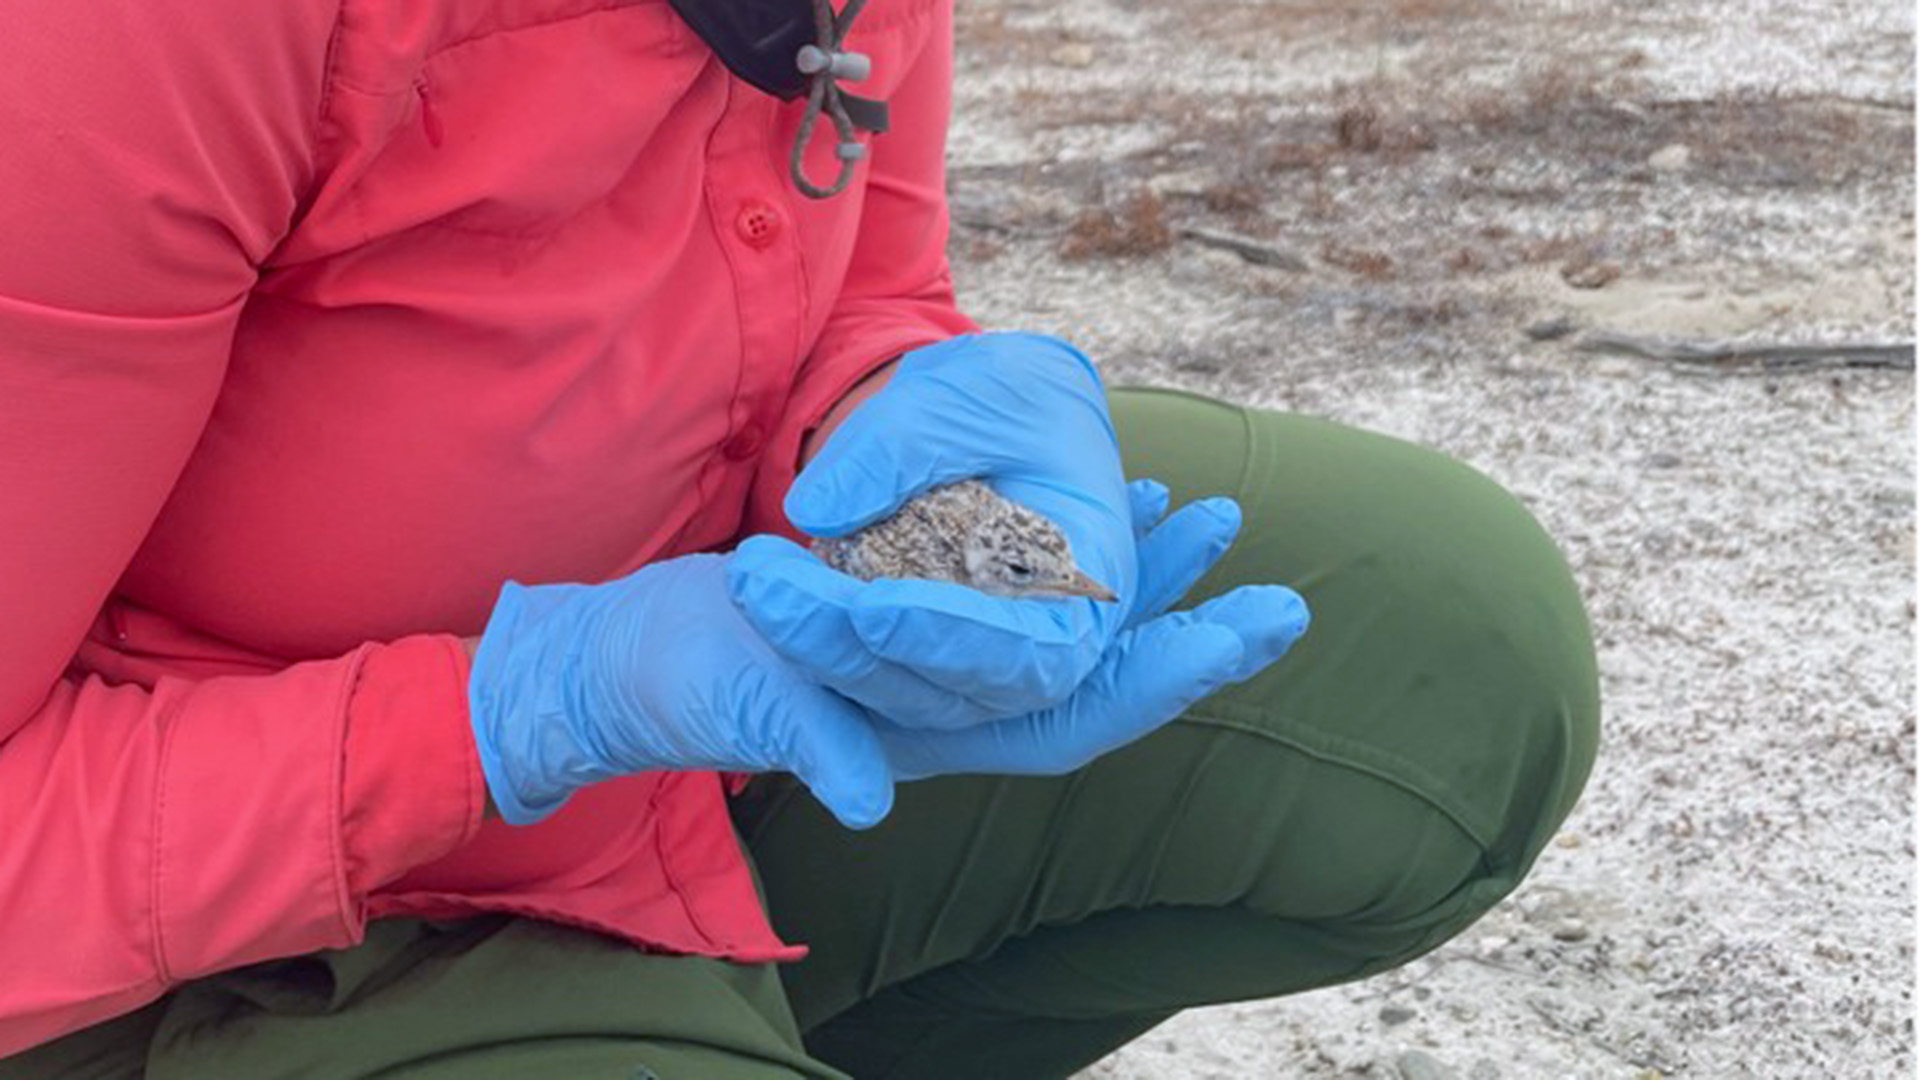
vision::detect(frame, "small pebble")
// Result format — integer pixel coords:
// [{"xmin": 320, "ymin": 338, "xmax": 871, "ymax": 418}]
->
[
  {"xmin": 1147, "ymin": 169, "xmax": 1218, "ymax": 198},
  {"xmin": 1525, "ymin": 315, "xmax": 1579, "ymax": 341},
  {"xmin": 1396, "ymin": 1049, "xmax": 1463, "ymax": 1080},
  {"xmin": 1380, "ymin": 1004, "xmax": 1419, "ymax": 1026},
  {"xmin": 1609, "ymin": 99, "xmax": 1651, "ymax": 122},
  {"xmin": 1561, "ymin": 261, "xmax": 1623, "ymax": 289},
  {"xmin": 1553, "ymin": 919, "xmax": 1592, "ymax": 942},
  {"xmin": 1647, "ymin": 143, "xmax": 1693, "ymax": 172},
  {"xmin": 1469, "ymin": 1061, "xmax": 1502, "ymax": 1080},
  {"xmin": 1049, "ymin": 43, "xmax": 1096, "ymax": 68}
]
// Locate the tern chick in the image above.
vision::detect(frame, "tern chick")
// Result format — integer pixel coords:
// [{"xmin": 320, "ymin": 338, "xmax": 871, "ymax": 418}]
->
[{"xmin": 812, "ymin": 479, "xmax": 1116, "ymax": 600}]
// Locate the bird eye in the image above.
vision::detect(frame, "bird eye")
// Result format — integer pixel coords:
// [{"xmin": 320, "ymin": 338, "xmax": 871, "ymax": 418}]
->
[{"xmin": 1005, "ymin": 561, "xmax": 1033, "ymax": 579}]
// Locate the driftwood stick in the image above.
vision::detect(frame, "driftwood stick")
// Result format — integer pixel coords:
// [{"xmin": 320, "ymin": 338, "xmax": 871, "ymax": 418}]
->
[
  {"xmin": 953, "ymin": 215, "xmax": 1315, "ymax": 275},
  {"xmin": 1175, "ymin": 227, "xmax": 1310, "ymax": 271},
  {"xmin": 951, "ymin": 214, "xmax": 1037, "ymax": 237},
  {"xmin": 955, "ymin": 213, "xmax": 1312, "ymax": 271},
  {"xmin": 1576, "ymin": 331, "xmax": 1915, "ymax": 373}
]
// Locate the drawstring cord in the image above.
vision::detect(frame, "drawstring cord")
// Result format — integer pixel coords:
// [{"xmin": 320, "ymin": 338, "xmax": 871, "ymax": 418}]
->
[
  {"xmin": 419, "ymin": 0, "xmax": 884, "ymax": 199},
  {"xmin": 790, "ymin": 0, "xmax": 872, "ymax": 199}
]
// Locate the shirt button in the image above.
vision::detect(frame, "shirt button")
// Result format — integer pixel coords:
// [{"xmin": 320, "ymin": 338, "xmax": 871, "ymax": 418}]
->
[
  {"xmin": 722, "ymin": 422, "xmax": 766, "ymax": 461},
  {"xmin": 735, "ymin": 201, "xmax": 782, "ymax": 249}
]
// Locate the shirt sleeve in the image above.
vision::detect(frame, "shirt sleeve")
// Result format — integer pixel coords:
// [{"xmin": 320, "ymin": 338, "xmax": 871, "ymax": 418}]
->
[
  {"xmin": 746, "ymin": 0, "xmax": 980, "ymax": 538},
  {"xmin": 0, "ymin": 1, "xmax": 484, "ymax": 1056}
]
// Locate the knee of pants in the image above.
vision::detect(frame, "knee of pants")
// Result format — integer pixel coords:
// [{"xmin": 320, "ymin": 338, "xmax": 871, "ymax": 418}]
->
[{"xmin": 1149, "ymin": 402, "xmax": 1602, "ymax": 951}]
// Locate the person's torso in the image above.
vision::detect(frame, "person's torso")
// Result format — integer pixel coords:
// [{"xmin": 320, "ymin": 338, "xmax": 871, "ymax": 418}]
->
[{"xmin": 111, "ymin": 0, "xmax": 941, "ymax": 663}]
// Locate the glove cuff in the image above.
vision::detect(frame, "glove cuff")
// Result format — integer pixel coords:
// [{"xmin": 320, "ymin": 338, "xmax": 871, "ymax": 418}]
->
[{"xmin": 467, "ymin": 580, "xmax": 588, "ymax": 825}]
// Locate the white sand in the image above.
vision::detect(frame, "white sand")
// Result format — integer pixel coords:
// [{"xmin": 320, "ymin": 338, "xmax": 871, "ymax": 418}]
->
[{"xmin": 940, "ymin": 0, "xmax": 1915, "ymax": 1075}]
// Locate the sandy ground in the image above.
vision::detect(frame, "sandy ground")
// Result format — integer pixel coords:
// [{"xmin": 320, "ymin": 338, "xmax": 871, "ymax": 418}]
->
[{"xmin": 935, "ymin": 0, "xmax": 1916, "ymax": 1076}]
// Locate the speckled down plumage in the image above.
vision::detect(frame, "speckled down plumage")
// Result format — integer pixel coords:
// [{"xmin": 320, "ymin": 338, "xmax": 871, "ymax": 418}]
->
[{"xmin": 811, "ymin": 480, "xmax": 1113, "ymax": 599}]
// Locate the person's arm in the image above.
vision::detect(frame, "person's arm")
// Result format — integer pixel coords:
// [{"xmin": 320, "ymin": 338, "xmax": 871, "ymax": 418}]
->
[
  {"xmin": 0, "ymin": 3, "xmax": 483, "ymax": 1055},
  {"xmin": 800, "ymin": 358, "xmax": 898, "ymax": 465},
  {"xmin": 749, "ymin": 0, "xmax": 975, "ymax": 531}
]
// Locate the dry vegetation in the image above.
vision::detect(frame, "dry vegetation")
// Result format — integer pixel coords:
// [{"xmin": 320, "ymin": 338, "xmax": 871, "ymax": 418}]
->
[
  {"xmin": 1060, "ymin": 190, "xmax": 1176, "ymax": 259},
  {"xmin": 949, "ymin": 0, "xmax": 1910, "ymax": 374},
  {"xmin": 957, "ymin": 73, "xmax": 1909, "ymax": 301}
]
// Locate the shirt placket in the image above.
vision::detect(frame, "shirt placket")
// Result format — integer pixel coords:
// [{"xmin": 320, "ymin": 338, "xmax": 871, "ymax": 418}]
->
[{"xmin": 700, "ymin": 83, "xmax": 807, "ymax": 486}]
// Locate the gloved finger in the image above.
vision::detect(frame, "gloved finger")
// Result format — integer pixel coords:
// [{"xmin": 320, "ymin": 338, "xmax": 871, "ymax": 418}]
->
[
  {"xmin": 785, "ymin": 334, "xmax": 1113, "ymax": 537},
  {"xmin": 849, "ymin": 577, "xmax": 1107, "ymax": 715},
  {"xmin": 727, "ymin": 537, "xmax": 1005, "ymax": 730},
  {"xmin": 785, "ymin": 387, "xmax": 1007, "ymax": 538},
  {"xmin": 1188, "ymin": 583, "xmax": 1311, "ymax": 683},
  {"xmin": 769, "ymin": 681, "xmax": 898, "ymax": 830},
  {"xmin": 727, "ymin": 535, "xmax": 878, "ymax": 681},
  {"xmin": 878, "ymin": 618, "xmax": 1245, "ymax": 780},
  {"xmin": 1127, "ymin": 477, "xmax": 1171, "ymax": 537},
  {"xmin": 1129, "ymin": 496, "xmax": 1243, "ymax": 627}
]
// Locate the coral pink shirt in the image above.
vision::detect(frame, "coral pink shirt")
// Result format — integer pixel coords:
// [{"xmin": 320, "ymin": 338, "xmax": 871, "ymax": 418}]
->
[{"xmin": 0, "ymin": 0, "xmax": 974, "ymax": 1055}]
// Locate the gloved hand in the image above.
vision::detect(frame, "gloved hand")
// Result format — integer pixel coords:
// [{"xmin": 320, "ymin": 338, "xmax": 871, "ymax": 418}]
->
[
  {"xmin": 469, "ymin": 486, "xmax": 1309, "ymax": 830},
  {"xmin": 731, "ymin": 478, "xmax": 1264, "ymax": 731},
  {"xmin": 849, "ymin": 481, "xmax": 1311, "ymax": 778},
  {"xmin": 777, "ymin": 332, "xmax": 1136, "ymax": 721},
  {"xmin": 468, "ymin": 554, "xmax": 895, "ymax": 829}
]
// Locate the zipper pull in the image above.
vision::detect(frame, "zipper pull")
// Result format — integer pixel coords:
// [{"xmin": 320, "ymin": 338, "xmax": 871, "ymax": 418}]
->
[{"xmin": 416, "ymin": 78, "xmax": 444, "ymax": 149}]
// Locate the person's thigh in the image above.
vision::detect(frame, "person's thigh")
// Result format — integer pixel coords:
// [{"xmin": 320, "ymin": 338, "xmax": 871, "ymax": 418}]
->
[
  {"xmin": 1113, "ymin": 387, "xmax": 1599, "ymax": 872},
  {"xmin": 731, "ymin": 387, "xmax": 1600, "ymax": 1078},
  {"xmin": 1, "ymin": 917, "xmax": 844, "ymax": 1080}
]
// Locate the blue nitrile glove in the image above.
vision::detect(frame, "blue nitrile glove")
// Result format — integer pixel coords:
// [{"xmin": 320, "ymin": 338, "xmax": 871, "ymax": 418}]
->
[
  {"xmin": 872, "ymin": 582, "xmax": 1308, "ymax": 779},
  {"xmin": 856, "ymin": 481, "xmax": 1310, "ymax": 775},
  {"xmin": 470, "ymin": 491, "xmax": 1309, "ymax": 831},
  {"xmin": 729, "ymin": 478, "xmax": 1299, "ymax": 732},
  {"xmin": 467, "ymin": 554, "xmax": 895, "ymax": 829},
  {"xmin": 777, "ymin": 332, "xmax": 1135, "ymax": 721}
]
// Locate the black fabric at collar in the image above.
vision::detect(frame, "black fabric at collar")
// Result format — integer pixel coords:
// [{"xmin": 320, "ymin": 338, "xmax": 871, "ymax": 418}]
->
[{"xmin": 666, "ymin": 0, "xmax": 817, "ymax": 100}]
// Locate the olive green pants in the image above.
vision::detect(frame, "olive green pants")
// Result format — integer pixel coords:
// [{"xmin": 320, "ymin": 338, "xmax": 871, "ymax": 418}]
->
[{"xmin": 3, "ymin": 389, "xmax": 1599, "ymax": 1079}]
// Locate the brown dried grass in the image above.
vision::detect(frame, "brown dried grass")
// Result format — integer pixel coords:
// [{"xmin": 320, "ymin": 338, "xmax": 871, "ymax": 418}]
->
[{"xmin": 1060, "ymin": 190, "xmax": 1176, "ymax": 260}]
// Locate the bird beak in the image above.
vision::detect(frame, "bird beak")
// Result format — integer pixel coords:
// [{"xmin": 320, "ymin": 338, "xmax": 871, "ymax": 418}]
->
[{"xmin": 1053, "ymin": 571, "xmax": 1118, "ymax": 603}]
